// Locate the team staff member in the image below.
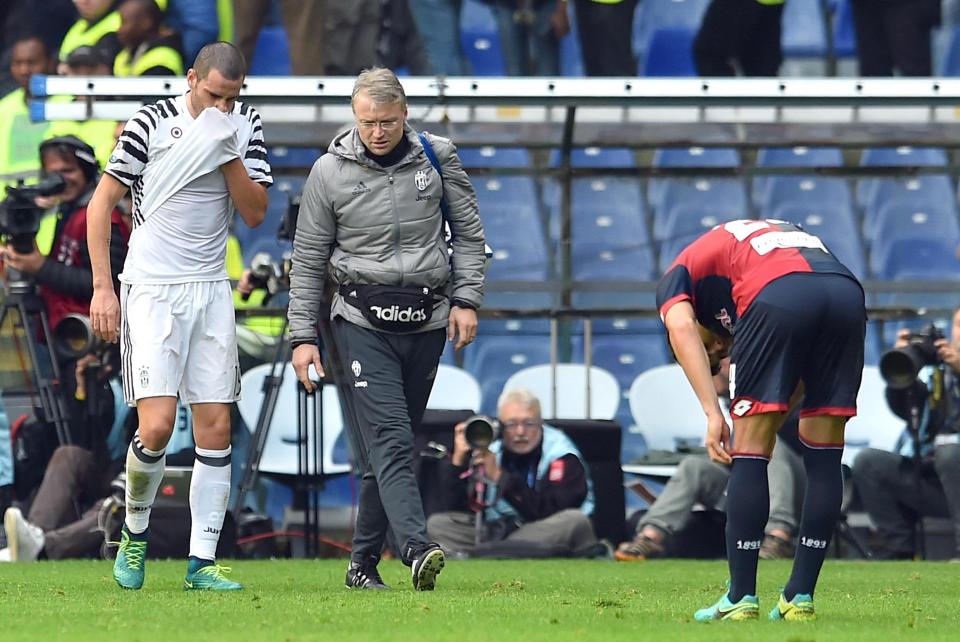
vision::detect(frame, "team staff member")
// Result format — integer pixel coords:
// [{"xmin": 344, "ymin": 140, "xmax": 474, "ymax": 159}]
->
[
  {"xmin": 657, "ymin": 219, "xmax": 865, "ymax": 622},
  {"xmin": 87, "ymin": 42, "xmax": 271, "ymax": 592},
  {"xmin": 288, "ymin": 67, "xmax": 486, "ymax": 592}
]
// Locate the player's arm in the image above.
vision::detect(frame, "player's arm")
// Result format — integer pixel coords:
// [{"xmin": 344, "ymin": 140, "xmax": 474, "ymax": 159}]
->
[
  {"xmin": 86, "ymin": 173, "xmax": 129, "ymax": 343},
  {"xmin": 663, "ymin": 301, "xmax": 731, "ymax": 463},
  {"xmin": 222, "ymin": 158, "xmax": 268, "ymax": 227}
]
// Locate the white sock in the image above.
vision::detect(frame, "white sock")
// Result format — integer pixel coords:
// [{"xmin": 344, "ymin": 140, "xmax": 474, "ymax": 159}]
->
[
  {"xmin": 124, "ymin": 431, "xmax": 166, "ymax": 534},
  {"xmin": 189, "ymin": 446, "xmax": 232, "ymax": 561}
]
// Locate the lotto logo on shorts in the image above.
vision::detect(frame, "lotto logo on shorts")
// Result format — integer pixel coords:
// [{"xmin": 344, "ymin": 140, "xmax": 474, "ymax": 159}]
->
[{"xmin": 732, "ymin": 399, "xmax": 753, "ymax": 417}]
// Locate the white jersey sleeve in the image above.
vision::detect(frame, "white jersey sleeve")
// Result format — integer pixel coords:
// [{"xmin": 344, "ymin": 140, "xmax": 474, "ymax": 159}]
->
[
  {"xmin": 237, "ymin": 103, "xmax": 272, "ymax": 187},
  {"xmin": 106, "ymin": 104, "xmax": 158, "ymax": 186}
]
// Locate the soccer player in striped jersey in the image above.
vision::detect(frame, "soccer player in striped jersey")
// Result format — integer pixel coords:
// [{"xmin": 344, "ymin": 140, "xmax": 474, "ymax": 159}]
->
[
  {"xmin": 86, "ymin": 41, "xmax": 272, "ymax": 591},
  {"xmin": 656, "ymin": 220, "xmax": 866, "ymax": 621}
]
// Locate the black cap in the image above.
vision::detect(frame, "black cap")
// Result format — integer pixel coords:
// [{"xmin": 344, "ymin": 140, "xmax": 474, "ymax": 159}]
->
[{"xmin": 65, "ymin": 45, "xmax": 107, "ymax": 69}]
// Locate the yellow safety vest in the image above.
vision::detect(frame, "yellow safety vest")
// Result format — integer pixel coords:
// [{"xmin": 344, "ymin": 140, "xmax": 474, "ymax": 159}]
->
[
  {"xmin": 0, "ymin": 89, "xmax": 54, "ymax": 188},
  {"xmin": 227, "ymin": 235, "xmax": 285, "ymax": 337},
  {"xmin": 217, "ymin": 0, "xmax": 234, "ymax": 43},
  {"xmin": 36, "ymin": 211, "xmax": 58, "ymax": 255},
  {"xmin": 59, "ymin": 11, "xmax": 122, "ymax": 61},
  {"xmin": 114, "ymin": 45, "xmax": 184, "ymax": 77}
]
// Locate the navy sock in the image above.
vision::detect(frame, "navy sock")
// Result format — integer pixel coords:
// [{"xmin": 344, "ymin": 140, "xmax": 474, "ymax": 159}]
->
[
  {"xmin": 784, "ymin": 444, "xmax": 844, "ymax": 601},
  {"xmin": 725, "ymin": 456, "xmax": 769, "ymax": 602}
]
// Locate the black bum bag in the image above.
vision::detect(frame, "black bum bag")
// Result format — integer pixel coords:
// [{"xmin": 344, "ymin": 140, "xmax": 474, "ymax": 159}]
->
[{"xmin": 339, "ymin": 283, "xmax": 441, "ymax": 332}]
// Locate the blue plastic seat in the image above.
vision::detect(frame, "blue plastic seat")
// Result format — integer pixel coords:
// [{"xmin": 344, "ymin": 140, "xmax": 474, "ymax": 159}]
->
[
  {"xmin": 641, "ymin": 28, "xmax": 697, "ymax": 76},
  {"xmin": 869, "ymin": 200, "xmax": 960, "ymax": 255},
  {"xmin": 571, "ymin": 334, "xmax": 671, "ymax": 391},
  {"xmin": 649, "ymin": 147, "xmax": 740, "ymax": 208},
  {"xmin": 753, "ymin": 146, "xmax": 844, "ymax": 206},
  {"xmin": 267, "ymin": 147, "xmax": 322, "ymax": 169},
  {"xmin": 769, "ymin": 201, "xmax": 866, "ymax": 279},
  {"xmin": 832, "ymin": 0, "xmax": 856, "ymax": 58},
  {"xmin": 760, "ymin": 176, "xmax": 852, "ymax": 217},
  {"xmin": 657, "ymin": 233, "xmax": 701, "ymax": 275},
  {"xmin": 461, "ymin": 336, "xmax": 553, "ymax": 414},
  {"xmin": 870, "ymin": 237, "xmax": 960, "ymax": 281},
  {"xmin": 781, "ymin": 0, "xmax": 828, "ymax": 58},
  {"xmin": 460, "ymin": 0, "xmax": 506, "ymax": 75},
  {"xmin": 249, "ymin": 25, "xmax": 291, "ymax": 76},
  {"xmin": 653, "ymin": 178, "xmax": 748, "ymax": 241},
  {"xmin": 857, "ymin": 147, "xmax": 948, "ymax": 207},
  {"xmin": 457, "ymin": 146, "xmax": 532, "ymax": 168},
  {"xmin": 861, "ymin": 176, "xmax": 954, "ymax": 242},
  {"xmin": 633, "ymin": 0, "xmax": 710, "ymax": 70},
  {"xmin": 549, "ymin": 147, "xmax": 636, "ymax": 168}
]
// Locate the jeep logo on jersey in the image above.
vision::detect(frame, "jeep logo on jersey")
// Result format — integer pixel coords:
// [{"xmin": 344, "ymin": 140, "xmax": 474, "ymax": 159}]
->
[
  {"xmin": 171, "ymin": 126, "xmax": 182, "ymax": 138},
  {"xmin": 414, "ymin": 170, "xmax": 428, "ymax": 191},
  {"xmin": 715, "ymin": 308, "xmax": 734, "ymax": 332},
  {"xmin": 351, "ymin": 360, "xmax": 361, "ymax": 378},
  {"xmin": 369, "ymin": 305, "xmax": 428, "ymax": 323}
]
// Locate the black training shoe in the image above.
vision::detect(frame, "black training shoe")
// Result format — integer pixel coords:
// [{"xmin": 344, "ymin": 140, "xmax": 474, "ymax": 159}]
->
[
  {"xmin": 410, "ymin": 543, "xmax": 445, "ymax": 591},
  {"xmin": 345, "ymin": 558, "xmax": 390, "ymax": 590}
]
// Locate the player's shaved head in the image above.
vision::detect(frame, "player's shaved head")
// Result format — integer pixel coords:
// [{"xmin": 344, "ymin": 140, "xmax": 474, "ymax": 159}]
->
[{"xmin": 193, "ymin": 41, "xmax": 246, "ymax": 81}]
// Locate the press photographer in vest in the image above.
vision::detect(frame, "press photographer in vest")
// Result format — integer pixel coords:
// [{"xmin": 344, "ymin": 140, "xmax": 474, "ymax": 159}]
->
[{"xmin": 288, "ymin": 67, "xmax": 486, "ymax": 591}]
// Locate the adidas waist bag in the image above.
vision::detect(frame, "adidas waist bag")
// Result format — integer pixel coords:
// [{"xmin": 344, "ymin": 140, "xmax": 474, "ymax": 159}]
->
[{"xmin": 340, "ymin": 283, "xmax": 439, "ymax": 332}]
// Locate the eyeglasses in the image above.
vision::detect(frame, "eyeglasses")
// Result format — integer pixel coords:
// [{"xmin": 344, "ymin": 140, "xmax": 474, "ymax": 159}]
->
[
  {"xmin": 500, "ymin": 419, "xmax": 541, "ymax": 431},
  {"xmin": 357, "ymin": 119, "xmax": 402, "ymax": 131}
]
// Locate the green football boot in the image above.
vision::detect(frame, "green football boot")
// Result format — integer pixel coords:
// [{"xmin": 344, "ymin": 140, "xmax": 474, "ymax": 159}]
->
[
  {"xmin": 184, "ymin": 559, "xmax": 243, "ymax": 591},
  {"xmin": 113, "ymin": 527, "xmax": 147, "ymax": 590}
]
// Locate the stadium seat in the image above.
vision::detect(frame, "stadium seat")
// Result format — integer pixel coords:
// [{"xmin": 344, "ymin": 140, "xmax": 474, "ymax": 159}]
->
[
  {"xmin": 857, "ymin": 147, "xmax": 948, "ymax": 207},
  {"xmin": 641, "ymin": 28, "xmax": 697, "ymax": 76},
  {"xmin": 868, "ymin": 199, "xmax": 960, "ymax": 254},
  {"xmin": 629, "ymin": 364, "xmax": 721, "ymax": 452},
  {"xmin": 267, "ymin": 146, "xmax": 322, "ymax": 169},
  {"xmin": 249, "ymin": 25, "xmax": 291, "ymax": 76},
  {"xmin": 573, "ymin": 241, "xmax": 656, "ymax": 282},
  {"xmin": 549, "ymin": 146, "xmax": 636, "ymax": 168},
  {"xmin": 460, "ymin": 0, "xmax": 506, "ymax": 75},
  {"xmin": 571, "ymin": 334, "xmax": 671, "ymax": 392},
  {"xmin": 427, "ymin": 364, "xmax": 482, "ymax": 412},
  {"xmin": 770, "ymin": 201, "xmax": 866, "ymax": 279},
  {"xmin": 559, "ymin": 1, "xmax": 584, "ymax": 76},
  {"xmin": 759, "ymin": 176, "xmax": 852, "ymax": 216},
  {"xmin": 870, "ymin": 237, "xmax": 960, "ymax": 281},
  {"xmin": 781, "ymin": 0, "xmax": 828, "ymax": 58},
  {"xmin": 654, "ymin": 178, "xmax": 747, "ymax": 241},
  {"xmin": 544, "ymin": 177, "xmax": 646, "ymax": 242},
  {"xmin": 502, "ymin": 364, "xmax": 621, "ymax": 420},
  {"xmin": 234, "ymin": 174, "xmax": 303, "ymax": 255},
  {"xmin": 843, "ymin": 366, "xmax": 906, "ymax": 467},
  {"xmin": 657, "ymin": 233, "xmax": 701, "ymax": 275},
  {"xmin": 472, "ymin": 176, "xmax": 549, "ymax": 282},
  {"xmin": 457, "ymin": 146, "xmax": 532, "ymax": 168},
  {"xmin": 861, "ymin": 176, "xmax": 955, "ymax": 242},
  {"xmin": 649, "ymin": 147, "xmax": 740, "ymax": 208},
  {"xmin": 942, "ymin": 26, "xmax": 960, "ymax": 76},
  {"xmin": 753, "ymin": 146, "xmax": 844, "ymax": 206},
  {"xmin": 236, "ymin": 363, "xmax": 351, "ymax": 476},
  {"xmin": 461, "ymin": 336, "xmax": 553, "ymax": 415},
  {"xmin": 831, "ymin": 0, "xmax": 856, "ymax": 58},
  {"xmin": 633, "ymin": 0, "xmax": 710, "ymax": 70}
]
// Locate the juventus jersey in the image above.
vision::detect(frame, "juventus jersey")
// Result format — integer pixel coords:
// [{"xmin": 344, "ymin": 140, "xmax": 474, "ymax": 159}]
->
[{"xmin": 106, "ymin": 92, "xmax": 272, "ymax": 284}]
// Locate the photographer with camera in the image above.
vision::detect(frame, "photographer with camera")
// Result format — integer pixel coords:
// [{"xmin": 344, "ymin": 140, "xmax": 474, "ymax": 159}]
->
[
  {"xmin": 852, "ymin": 311, "xmax": 960, "ymax": 560},
  {"xmin": 426, "ymin": 388, "xmax": 599, "ymax": 558}
]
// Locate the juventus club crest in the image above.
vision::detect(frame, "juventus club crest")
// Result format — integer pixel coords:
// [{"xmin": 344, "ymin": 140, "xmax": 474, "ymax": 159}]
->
[
  {"xmin": 414, "ymin": 170, "xmax": 428, "ymax": 191},
  {"xmin": 351, "ymin": 360, "xmax": 362, "ymax": 378}
]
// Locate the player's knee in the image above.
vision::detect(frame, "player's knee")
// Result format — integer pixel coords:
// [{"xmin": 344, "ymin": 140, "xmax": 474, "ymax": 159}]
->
[
  {"xmin": 136, "ymin": 419, "xmax": 174, "ymax": 447},
  {"xmin": 851, "ymin": 447, "xmax": 889, "ymax": 477}
]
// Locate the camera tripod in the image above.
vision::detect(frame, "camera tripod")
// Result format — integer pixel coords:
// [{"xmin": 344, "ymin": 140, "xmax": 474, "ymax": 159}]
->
[{"xmin": 0, "ymin": 282, "xmax": 73, "ymax": 447}]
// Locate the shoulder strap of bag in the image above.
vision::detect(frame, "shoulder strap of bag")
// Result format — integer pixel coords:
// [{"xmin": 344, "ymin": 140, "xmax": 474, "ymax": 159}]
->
[{"xmin": 418, "ymin": 131, "xmax": 450, "ymax": 225}]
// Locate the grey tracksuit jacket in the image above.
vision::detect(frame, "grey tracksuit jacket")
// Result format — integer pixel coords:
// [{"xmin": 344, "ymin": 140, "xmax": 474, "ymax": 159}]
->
[{"xmin": 287, "ymin": 126, "xmax": 486, "ymax": 343}]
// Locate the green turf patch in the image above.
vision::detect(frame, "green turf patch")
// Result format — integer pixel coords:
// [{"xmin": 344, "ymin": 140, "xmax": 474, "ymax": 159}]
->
[{"xmin": 0, "ymin": 559, "xmax": 958, "ymax": 641}]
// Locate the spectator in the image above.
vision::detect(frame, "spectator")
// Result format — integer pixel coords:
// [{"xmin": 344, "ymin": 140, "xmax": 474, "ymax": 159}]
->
[
  {"xmin": 58, "ymin": 46, "xmax": 118, "ymax": 169},
  {"xmin": 377, "ymin": 0, "xmax": 432, "ymax": 75},
  {"xmin": 325, "ymin": 0, "xmax": 381, "ymax": 75},
  {"xmin": 852, "ymin": 314, "xmax": 960, "ymax": 560},
  {"xmin": 59, "ymin": 0, "xmax": 124, "ymax": 71},
  {"xmin": 693, "ymin": 0, "xmax": 784, "ymax": 77},
  {"xmin": 0, "ymin": 36, "xmax": 56, "ymax": 188},
  {"xmin": 851, "ymin": 0, "xmax": 941, "ymax": 76},
  {"xmin": 233, "ymin": 0, "xmax": 327, "ymax": 75},
  {"xmin": 572, "ymin": 0, "xmax": 637, "ymax": 76},
  {"xmin": 1, "ymin": 355, "xmax": 126, "ymax": 562},
  {"xmin": 407, "ymin": 0, "xmax": 468, "ymax": 75},
  {"xmin": 490, "ymin": 0, "xmax": 569, "ymax": 76},
  {"xmin": 114, "ymin": 0, "xmax": 184, "ymax": 77},
  {"xmin": 427, "ymin": 388, "xmax": 600, "ymax": 557},
  {"xmin": 616, "ymin": 361, "xmax": 804, "ymax": 561}
]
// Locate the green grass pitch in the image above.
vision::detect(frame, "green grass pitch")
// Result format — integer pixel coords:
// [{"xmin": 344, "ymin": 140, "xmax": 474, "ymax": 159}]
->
[{"xmin": 1, "ymin": 559, "xmax": 958, "ymax": 641}]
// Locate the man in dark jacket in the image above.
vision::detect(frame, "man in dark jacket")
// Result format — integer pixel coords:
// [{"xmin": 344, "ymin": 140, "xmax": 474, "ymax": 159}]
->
[
  {"xmin": 288, "ymin": 67, "xmax": 486, "ymax": 591},
  {"xmin": 427, "ymin": 388, "xmax": 598, "ymax": 557}
]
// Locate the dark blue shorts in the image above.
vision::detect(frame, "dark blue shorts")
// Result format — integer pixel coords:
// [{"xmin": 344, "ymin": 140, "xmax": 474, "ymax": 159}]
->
[{"xmin": 729, "ymin": 273, "xmax": 865, "ymax": 419}]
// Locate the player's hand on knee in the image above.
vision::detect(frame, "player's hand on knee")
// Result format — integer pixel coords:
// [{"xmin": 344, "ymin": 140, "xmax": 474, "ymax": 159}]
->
[
  {"xmin": 89, "ymin": 288, "xmax": 120, "ymax": 343},
  {"xmin": 292, "ymin": 343, "xmax": 324, "ymax": 392},
  {"xmin": 706, "ymin": 412, "xmax": 732, "ymax": 464}
]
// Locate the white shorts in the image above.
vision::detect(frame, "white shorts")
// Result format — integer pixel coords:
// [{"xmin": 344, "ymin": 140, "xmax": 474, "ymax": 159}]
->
[{"xmin": 120, "ymin": 280, "xmax": 240, "ymax": 406}]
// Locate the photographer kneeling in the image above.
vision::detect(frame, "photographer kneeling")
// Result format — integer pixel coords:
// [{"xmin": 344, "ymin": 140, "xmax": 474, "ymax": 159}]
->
[
  {"xmin": 3, "ymin": 135, "xmax": 130, "ymax": 449},
  {"xmin": 852, "ymin": 310, "xmax": 960, "ymax": 560},
  {"xmin": 427, "ymin": 388, "xmax": 601, "ymax": 558}
]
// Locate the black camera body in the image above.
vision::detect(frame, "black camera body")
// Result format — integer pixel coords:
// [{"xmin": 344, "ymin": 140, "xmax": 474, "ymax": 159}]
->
[
  {"xmin": 0, "ymin": 175, "xmax": 66, "ymax": 254},
  {"xmin": 880, "ymin": 323, "xmax": 945, "ymax": 390}
]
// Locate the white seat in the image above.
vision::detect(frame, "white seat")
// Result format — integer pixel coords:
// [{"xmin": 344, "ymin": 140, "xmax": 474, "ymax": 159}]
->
[
  {"xmin": 502, "ymin": 363, "xmax": 620, "ymax": 420},
  {"xmin": 843, "ymin": 365, "xmax": 904, "ymax": 466},
  {"xmin": 629, "ymin": 364, "xmax": 708, "ymax": 451},
  {"xmin": 236, "ymin": 362, "xmax": 351, "ymax": 476},
  {"xmin": 427, "ymin": 364, "xmax": 482, "ymax": 411}
]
